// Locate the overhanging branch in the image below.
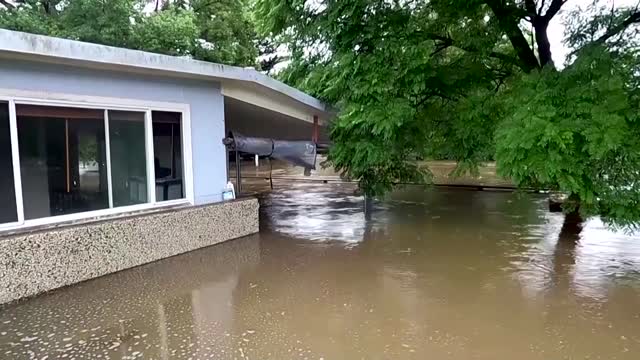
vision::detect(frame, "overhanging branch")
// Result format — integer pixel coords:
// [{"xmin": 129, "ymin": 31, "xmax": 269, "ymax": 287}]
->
[
  {"xmin": 486, "ymin": 50, "xmax": 522, "ymax": 67},
  {"xmin": 538, "ymin": 0, "xmax": 547, "ymax": 14},
  {"xmin": 0, "ymin": 0, "xmax": 15, "ymax": 10},
  {"xmin": 426, "ymin": 33, "xmax": 522, "ymax": 68},
  {"xmin": 542, "ymin": 0, "xmax": 567, "ymax": 22},
  {"xmin": 568, "ymin": 10, "xmax": 640, "ymax": 59},
  {"xmin": 485, "ymin": 0, "xmax": 540, "ymax": 72},
  {"xmin": 529, "ymin": 0, "xmax": 568, "ymax": 68},
  {"xmin": 593, "ymin": 10, "xmax": 640, "ymax": 45},
  {"xmin": 524, "ymin": 0, "xmax": 537, "ymax": 16}
]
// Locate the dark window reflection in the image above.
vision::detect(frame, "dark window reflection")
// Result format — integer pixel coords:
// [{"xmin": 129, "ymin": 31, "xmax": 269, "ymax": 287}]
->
[
  {"xmin": 108, "ymin": 110, "xmax": 148, "ymax": 207},
  {"xmin": 17, "ymin": 105, "xmax": 108, "ymax": 219},
  {"xmin": 0, "ymin": 102, "xmax": 18, "ymax": 224},
  {"xmin": 152, "ymin": 111, "xmax": 184, "ymax": 201}
]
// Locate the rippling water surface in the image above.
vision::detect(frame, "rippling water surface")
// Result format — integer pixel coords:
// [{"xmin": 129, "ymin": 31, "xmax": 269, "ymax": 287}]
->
[{"xmin": 1, "ymin": 184, "xmax": 640, "ymax": 359}]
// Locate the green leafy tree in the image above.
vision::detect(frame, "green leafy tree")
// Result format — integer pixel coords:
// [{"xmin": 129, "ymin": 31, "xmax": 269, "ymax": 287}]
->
[
  {"xmin": 0, "ymin": 0, "xmax": 260, "ymax": 67},
  {"xmin": 497, "ymin": 49, "xmax": 640, "ymax": 227},
  {"xmin": 0, "ymin": 0, "xmax": 62, "ymax": 35},
  {"xmin": 256, "ymin": 0, "xmax": 640, "ymax": 228},
  {"xmin": 133, "ymin": 6, "xmax": 199, "ymax": 56},
  {"xmin": 190, "ymin": 0, "xmax": 258, "ymax": 66},
  {"xmin": 60, "ymin": 0, "xmax": 138, "ymax": 47}
]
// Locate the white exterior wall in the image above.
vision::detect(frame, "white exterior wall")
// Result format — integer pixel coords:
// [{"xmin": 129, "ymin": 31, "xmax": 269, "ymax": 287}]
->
[{"xmin": 0, "ymin": 60, "xmax": 227, "ymax": 205}]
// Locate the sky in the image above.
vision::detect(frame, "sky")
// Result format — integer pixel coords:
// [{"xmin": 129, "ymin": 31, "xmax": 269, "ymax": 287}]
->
[{"xmin": 548, "ymin": 0, "xmax": 639, "ymax": 66}]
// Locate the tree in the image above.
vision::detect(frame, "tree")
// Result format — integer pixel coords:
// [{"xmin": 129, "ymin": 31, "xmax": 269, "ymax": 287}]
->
[
  {"xmin": 190, "ymin": 0, "xmax": 258, "ymax": 66},
  {"xmin": 0, "ymin": 0, "xmax": 260, "ymax": 67},
  {"xmin": 133, "ymin": 6, "xmax": 199, "ymax": 56},
  {"xmin": 60, "ymin": 0, "xmax": 138, "ymax": 47},
  {"xmin": 256, "ymin": 0, "xmax": 640, "ymax": 228},
  {"xmin": 0, "ymin": 1, "xmax": 62, "ymax": 35},
  {"xmin": 496, "ymin": 48, "xmax": 640, "ymax": 227},
  {"xmin": 256, "ymin": 37, "xmax": 288, "ymax": 73}
]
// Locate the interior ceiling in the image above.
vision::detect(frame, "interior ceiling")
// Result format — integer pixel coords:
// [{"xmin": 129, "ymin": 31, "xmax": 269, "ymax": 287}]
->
[{"xmin": 224, "ymin": 97, "xmax": 328, "ymax": 142}]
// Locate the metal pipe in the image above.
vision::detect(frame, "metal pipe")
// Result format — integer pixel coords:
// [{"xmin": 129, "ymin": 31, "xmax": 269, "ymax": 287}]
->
[
  {"xmin": 235, "ymin": 149, "xmax": 241, "ymax": 195},
  {"xmin": 65, "ymin": 119, "xmax": 70, "ymax": 193},
  {"xmin": 269, "ymin": 157, "xmax": 273, "ymax": 190},
  {"xmin": 312, "ymin": 115, "xmax": 319, "ymax": 143}
]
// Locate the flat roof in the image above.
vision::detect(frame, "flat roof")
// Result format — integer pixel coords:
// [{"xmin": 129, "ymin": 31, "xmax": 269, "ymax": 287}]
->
[{"xmin": 0, "ymin": 29, "xmax": 329, "ymax": 115}]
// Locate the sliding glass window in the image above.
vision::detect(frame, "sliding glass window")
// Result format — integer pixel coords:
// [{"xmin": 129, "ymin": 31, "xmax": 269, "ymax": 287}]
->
[
  {"xmin": 152, "ymin": 111, "xmax": 184, "ymax": 202},
  {"xmin": 108, "ymin": 110, "xmax": 148, "ymax": 207},
  {"xmin": 17, "ymin": 105, "xmax": 109, "ymax": 220},
  {"xmin": 0, "ymin": 100, "xmax": 187, "ymax": 228},
  {"xmin": 0, "ymin": 102, "xmax": 18, "ymax": 224}
]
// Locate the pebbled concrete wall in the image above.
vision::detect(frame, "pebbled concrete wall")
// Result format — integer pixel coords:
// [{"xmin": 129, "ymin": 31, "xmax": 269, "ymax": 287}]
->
[{"xmin": 0, "ymin": 198, "xmax": 259, "ymax": 304}]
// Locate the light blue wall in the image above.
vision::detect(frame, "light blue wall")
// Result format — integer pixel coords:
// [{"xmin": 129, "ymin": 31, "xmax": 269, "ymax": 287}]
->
[{"xmin": 0, "ymin": 60, "xmax": 227, "ymax": 205}]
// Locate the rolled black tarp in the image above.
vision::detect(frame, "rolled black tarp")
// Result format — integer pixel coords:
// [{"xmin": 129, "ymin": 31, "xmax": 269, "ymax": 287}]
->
[
  {"xmin": 232, "ymin": 133, "xmax": 274, "ymax": 156},
  {"xmin": 229, "ymin": 132, "xmax": 317, "ymax": 169},
  {"xmin": 272, "ymin": 140, "xmax": 317, "ymax": 169}
]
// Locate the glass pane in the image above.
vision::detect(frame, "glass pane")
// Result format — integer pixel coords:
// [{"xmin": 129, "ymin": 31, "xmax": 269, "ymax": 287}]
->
[
  {"xmin": 17, "ymin": 105, "xmax": 108, "ymax": 220},
  {"xmin": 0, "ymin": 102, "xmax": 18, "ymax": 224},
  {"xmin": 152, "ymin": 111, "xmax": 184, "ymax": 201},
  {"xmin": 109, "ymin": 110, "xmax": 148, "ymax": 207}
]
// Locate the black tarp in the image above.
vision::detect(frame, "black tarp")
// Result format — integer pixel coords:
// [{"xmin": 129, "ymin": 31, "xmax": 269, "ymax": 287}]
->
[
  {"xmin": 230, "ymin": 132, "xmax": 317, "ymax": 169},
  {"xmin": 232, "ymin": 134, "xmax": 273, "ymax": 156}
]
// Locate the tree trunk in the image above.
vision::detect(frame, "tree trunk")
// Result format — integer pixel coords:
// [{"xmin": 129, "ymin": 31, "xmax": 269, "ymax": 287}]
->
[
  {"xmin": 485, "ymin": 0, "xmax": 540, "ymax": 72},
  {"xmin": 553, "ymin": 197, "xmax": 582, "ymax": 295},
  {"xmin": 534, "ymin": 21, "xmax": 554, "ymax": 68},
  {"xmin": 558, "ymin": 194, "xmax": 583, "ymax": 243}
]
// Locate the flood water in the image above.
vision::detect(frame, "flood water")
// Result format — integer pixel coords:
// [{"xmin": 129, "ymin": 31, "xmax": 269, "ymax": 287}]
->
[{"xmin": 2, "ymin": 184, "xmax": 640, "ymax": 359}]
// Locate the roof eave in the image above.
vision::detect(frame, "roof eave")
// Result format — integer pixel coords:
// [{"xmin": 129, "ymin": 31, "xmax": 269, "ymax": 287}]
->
[{"xmin": 0, "ymin": 29, "xmax": 329, "ymax": 114}]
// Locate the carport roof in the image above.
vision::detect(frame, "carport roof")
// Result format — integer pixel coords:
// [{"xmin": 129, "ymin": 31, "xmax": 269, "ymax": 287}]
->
[{"xmin": 0, "ymin": 29, "xmax": 330, "ymax": 117}]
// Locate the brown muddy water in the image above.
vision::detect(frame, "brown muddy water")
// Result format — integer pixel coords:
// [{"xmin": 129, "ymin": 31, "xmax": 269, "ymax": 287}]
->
[{"xmin": 1, "ymin": 184, "xmax": 640, "ymax": 359}]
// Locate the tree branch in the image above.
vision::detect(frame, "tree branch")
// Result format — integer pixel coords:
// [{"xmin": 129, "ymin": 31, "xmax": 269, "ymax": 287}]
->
[
  {"xmin": 487, "ymin": 50, "xmax": 523, "ymax": 67},
  {"xmin": 538, "ymin": 0, "xmax": 547, "ymax": 14},
  {"xmin": 593, "ymin": 10, "xmax": 640, "ymax": 45},
  {"xmin": 526, "ymin": 0, "xmax": 567, "ymax": 68},
  {"xmin": 534, "ymin": 22, "xmax": 554, "ymax": 67},
  {"xmin": 193, "ymin": 0, "xmax": 216, "ymax": 12},
  {"xmin": 542, "ymin": 0, "xmax": 567, "ymax": 21},
  {"xmin": 0, "ymin": 0, "xmax": 15, "ymax": 10},
  {"xmin": 41, "ymin": 0, "xmax": 54, "ymax": 15},
  {"xmin": 426, "ymin": 33, "xmax": 521, "ymax": 68},
  {"xmin": 431, "ymin": 39, "xmax": 452, "ymax": 56},
  {"xmin": 524, "ymin": 0, "xmax": 538, "ymax": 16},
  {"xmin": 608, "ymin": 1, "xmax": 617, "ymax": 30},
  {"xmin": 485, "ymin": 0, "xmax": 540, "ymax": 72}
]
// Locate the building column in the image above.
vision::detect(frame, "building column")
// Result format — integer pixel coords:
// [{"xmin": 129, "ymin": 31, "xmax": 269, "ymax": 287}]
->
[{"xmin": 312, "ymin": 115, "xmax": 319, "ymax": 143}]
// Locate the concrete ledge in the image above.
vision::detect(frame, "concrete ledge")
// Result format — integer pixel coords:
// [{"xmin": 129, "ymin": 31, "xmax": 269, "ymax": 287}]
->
[{"xmin": 0, "ymin": 198, "xmax": 259, "ymax": 304}]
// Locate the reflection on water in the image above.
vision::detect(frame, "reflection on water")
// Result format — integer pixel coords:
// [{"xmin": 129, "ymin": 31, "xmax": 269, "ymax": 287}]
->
[
  {"xmin": 260, "ymin": 184, "xmax": 367, "ymax": 245},
  {"xmin": 512, "ymin": 213, "xmax": 640, "ymax": 301},
  {"xmin": 1, "ymin": 184, "xmax": 640, "ymax": 359}
]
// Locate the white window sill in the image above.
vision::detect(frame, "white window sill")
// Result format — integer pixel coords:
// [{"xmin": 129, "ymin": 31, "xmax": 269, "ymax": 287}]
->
[{"xmin": 0, "ymin": 199, "xmax": 192, "ymax": 237}]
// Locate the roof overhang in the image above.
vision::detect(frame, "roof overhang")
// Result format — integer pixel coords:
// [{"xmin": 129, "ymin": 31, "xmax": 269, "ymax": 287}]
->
[
  {"xmin": 224, "ymin": 96, "xmax": 329, "ymax": 141},
  {"xmin": 0, "ymin": 29, "xmax": 333, "ymax": 123}
]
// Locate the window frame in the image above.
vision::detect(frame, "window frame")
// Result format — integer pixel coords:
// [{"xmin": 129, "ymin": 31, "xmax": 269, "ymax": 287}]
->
[{"xmin": 0, "ymin": 89, "xmax": 194, "ymax": 231}]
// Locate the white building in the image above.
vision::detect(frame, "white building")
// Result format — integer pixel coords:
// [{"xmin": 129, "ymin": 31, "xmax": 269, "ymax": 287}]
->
[{"xmin": 0, "ymin": 29, "xmax": 331, "ymax": 304}]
